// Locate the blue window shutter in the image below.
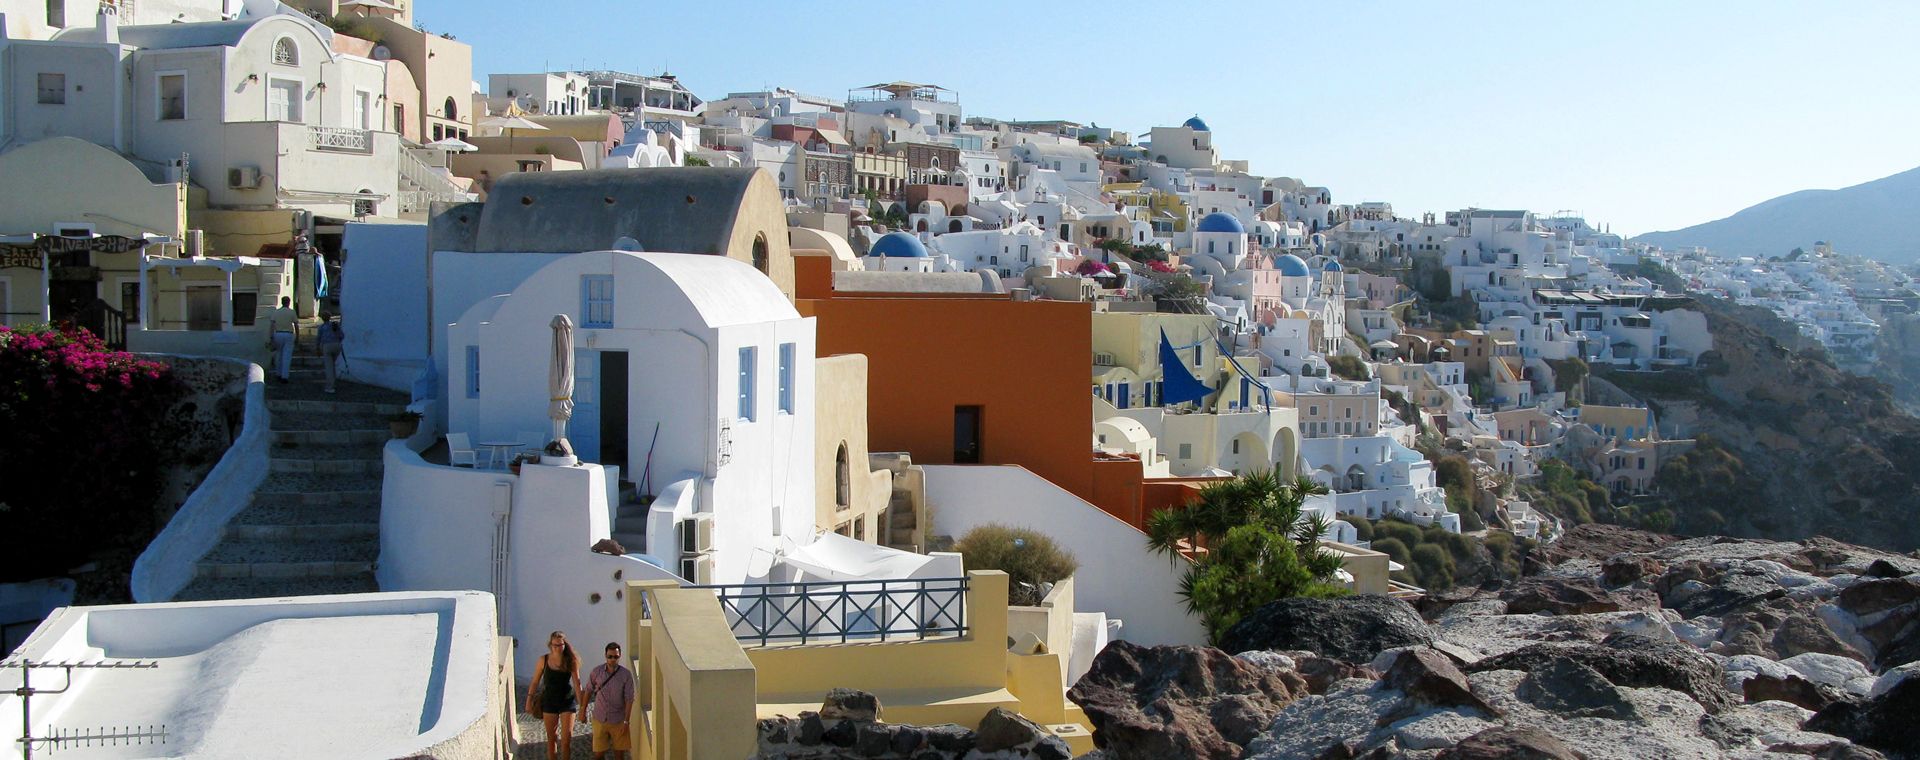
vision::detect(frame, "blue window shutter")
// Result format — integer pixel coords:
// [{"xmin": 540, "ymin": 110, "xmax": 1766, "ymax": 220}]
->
[
  {"xmin": 738, "ymin": 346, "xmax": 756, "ymax": 421},
  {"xmin": 777, "ymin": 343, "xmax": 795, "ymax": 413},
  {"xmin": 465, "ymin": 345, "xmax": 480, "ymax": 398},
  {"xmin": 582, "ymin": 275, "xmax": 614, "ymax": 328}
]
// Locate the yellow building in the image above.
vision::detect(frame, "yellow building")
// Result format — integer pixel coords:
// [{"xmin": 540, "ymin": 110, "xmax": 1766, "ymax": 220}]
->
[
  {"xmin": 1090, "ymin": 312, "xmax": 1220, "ymax": 410},
  {"xmin": 813, "ymin": 354, "xmax": 897, "ymax": 544},
  {"xmin": 0, "ymin": 137, "xmax": 288, "ymax": 361},
  {"xmin": 626, "ymin": 570, "xmax": 1094, "ymax": 759}
]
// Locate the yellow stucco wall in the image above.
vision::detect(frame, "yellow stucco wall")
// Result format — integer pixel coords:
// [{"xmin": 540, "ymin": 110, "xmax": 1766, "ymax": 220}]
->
[
  {"xmin": 813, "ymin": 354, "xmax": 887, "ymax": 539},
  {"xmin": 0, "ymin": 137, "xmax": 185, "ymax": 239},
  {"xmin": 1091, "ymin": 311, "xmax": 1218, "ymax": 384}
]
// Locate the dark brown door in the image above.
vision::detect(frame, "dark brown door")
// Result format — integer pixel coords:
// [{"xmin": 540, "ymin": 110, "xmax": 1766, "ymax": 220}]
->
[{"xmin": 953, "ymin": 405, "xmax": 982, "ymax": 464}]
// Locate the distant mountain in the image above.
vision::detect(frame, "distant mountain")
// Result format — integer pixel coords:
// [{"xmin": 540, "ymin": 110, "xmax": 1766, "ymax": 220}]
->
[{"xmin": 1633, "ymin": 165, "xmax": 1920, "ymax": 263}]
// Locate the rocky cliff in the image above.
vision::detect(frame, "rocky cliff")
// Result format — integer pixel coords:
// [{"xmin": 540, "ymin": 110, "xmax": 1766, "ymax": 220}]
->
[
  {"xmin": 1597, "ymin": 296, "xmax": 1920, "ymax": 552},
  {"xmin": 1066, "ymin": 526, "xmax": 1920, "ymax": 759}
]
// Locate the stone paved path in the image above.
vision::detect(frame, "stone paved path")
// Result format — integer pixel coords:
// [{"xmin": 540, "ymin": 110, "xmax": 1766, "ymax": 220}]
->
[{"xmin": 175, "ymin": 352, "xmax": 406, "ymax": 600}]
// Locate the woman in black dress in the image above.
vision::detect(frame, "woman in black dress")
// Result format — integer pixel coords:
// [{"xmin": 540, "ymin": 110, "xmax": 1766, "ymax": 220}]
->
[{"xmin": 526, "ymin": 630, "xmax": 583, "ymax": 758}]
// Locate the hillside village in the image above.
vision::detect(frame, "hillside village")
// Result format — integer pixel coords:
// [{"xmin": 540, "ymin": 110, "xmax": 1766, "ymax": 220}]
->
[{"xmin": 3, "ymin": 2, "xmax": 1920, "ymax": 759}]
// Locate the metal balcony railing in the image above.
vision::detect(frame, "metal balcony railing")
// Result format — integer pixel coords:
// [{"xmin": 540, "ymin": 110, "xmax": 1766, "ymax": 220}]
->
[
  {"xmin": 696, "ymin": 576, "xmax": 969, "ymax": 647},
  {"xmin": 310, "ymin": 126, "xmax": 372, "ymax": 154}
]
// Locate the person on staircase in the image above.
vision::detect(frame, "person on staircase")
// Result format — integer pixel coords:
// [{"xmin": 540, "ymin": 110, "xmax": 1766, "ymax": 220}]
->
[
  {"xmin": 580, "ymin": 641, "xmax": 635, "ymax": 760},
  {"xmin": 527, "ymin": 630, "xmax": 582, "ymax": 760},
  {"xmin": 317, "ymin": 312, "xmax": 346, "ymax": 394},
  {"xmin": 265, "ymin": 296, "xmax": 296, "ymax": 383}
]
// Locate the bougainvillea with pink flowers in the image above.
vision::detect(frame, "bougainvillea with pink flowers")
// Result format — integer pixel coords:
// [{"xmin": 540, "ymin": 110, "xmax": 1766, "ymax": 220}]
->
[
  {"xmin": 0, "ymin": 325, "xmax": 181, "ymax": 580},
  {"xmin": 1075, "ymin": 259, "xmax": 1111, "ymax": 276}
]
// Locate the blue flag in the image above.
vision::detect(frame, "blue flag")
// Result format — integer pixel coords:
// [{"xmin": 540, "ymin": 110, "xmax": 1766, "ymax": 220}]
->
[{"xmin": 1159, "ymin": 328, "xmax": 1213, "ymax": 406}]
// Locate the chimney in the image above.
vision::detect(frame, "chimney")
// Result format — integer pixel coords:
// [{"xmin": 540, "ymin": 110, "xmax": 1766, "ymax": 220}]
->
[{"xmin": 97, "ymin": 2, "xmax": 119, "ymax": 45}]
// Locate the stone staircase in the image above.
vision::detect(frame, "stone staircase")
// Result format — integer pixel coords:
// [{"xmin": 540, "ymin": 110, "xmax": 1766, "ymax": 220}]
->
[
  {"xmin": 175, "ymin": 353, "xmax": 406, "ymax": 601},
  {"xmin": 611, "ymin": 481, "xmax": 649, "ymax": 555}
]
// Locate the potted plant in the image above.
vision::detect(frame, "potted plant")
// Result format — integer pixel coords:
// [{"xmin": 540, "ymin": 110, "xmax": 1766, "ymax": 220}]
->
[
  {"xmin": 388, "ymin": 410, "xmax": 421, "ymax": 439},
  {"xmin": 509, "ymin": 452, "xmax": 538, "ymax": 475}
]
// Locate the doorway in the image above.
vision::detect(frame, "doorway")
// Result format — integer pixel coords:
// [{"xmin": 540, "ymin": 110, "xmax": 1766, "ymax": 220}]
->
[
  {"xmin": 953, "ymin": 405, "xmax": 982, "ymax": 464},
  {"xmin": 185, "ymin": 286, "xmax": 222, "ymax": 331},
  {"xmin": 48, "ymin": 279, "xmax": 95, "ymax": 326},
  {"xmin": 600, "ymin": 351, "xmax": 630, "ymax": 473}
]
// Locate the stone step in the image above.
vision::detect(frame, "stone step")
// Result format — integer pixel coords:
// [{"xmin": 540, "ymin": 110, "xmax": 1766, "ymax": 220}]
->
[
  {"xmin": 201, "ymin": 537, "xmax": 378, "ymax": 568},
  {"xmin": 258, "ymin": 471, "xmax": 385, "ymax": 495},
  {"xmin": 615, "ymin": 515, "xmax": 649, "ymax": 535},
  {"xmin": 174, "ymin": 572, "xmax": 378, "ymax": 602},
  {"xmin": 250, "ymin": 488, "xmax": 381, "ymax": 509},
  {"xmin": 233, "ymin": 499, "xmax": 380, "ymax": 526},
  {"xmin": 617, "ymin": 502, "xmax": 651, "ymax": 520},
  {"xmin": 273, "ymin": 429, "xmax": 389, "ymax": 447},
  {"xmin": 271, "ymin": 440, "xmax": 386, "ymax": 459},
  {"xmin": 611, "ymin": 532, "xmax": 648, "ymax": 554},
  {"xmin": 271, "ymin": 457, "xmax": 383, "ymax": 476},
  {"xmin": 269, "ymin": 398, "xmax": 408, "ymax": 417},
  {"xmin": 226, "ymin": 522, "xmax": 379, "ymax": 542},
  {"xmin": 269, "ymin": 410, "xmax": 390, "ymax": 433}
]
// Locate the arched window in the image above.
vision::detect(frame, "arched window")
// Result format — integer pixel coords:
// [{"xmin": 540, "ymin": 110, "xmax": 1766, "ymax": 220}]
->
[
  {"xmin": 443, "ymin": 96, "xmax": 458, "ymax": 121},
  {"xmin": 751, "ymin": 234, "xmax": 769, "ymax": 275},
  {"xmin": 835, "ymin": 443, "xmax": 851, "ymax": 508},
  {"xmin": 272, "ymin": 37, "xmax": 299, "ymax": 66}
]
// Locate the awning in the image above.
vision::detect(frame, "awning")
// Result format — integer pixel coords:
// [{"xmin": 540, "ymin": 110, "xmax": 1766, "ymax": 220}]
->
[{"xmin": 778, "ymin": 532, "xmax": 947, "ymax": 582}]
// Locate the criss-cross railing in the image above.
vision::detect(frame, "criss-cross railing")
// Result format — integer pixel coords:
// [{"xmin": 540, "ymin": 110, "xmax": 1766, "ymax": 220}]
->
[{"xmin": 695, "ymin": 577, "xmax": 969, "ymax": 647}]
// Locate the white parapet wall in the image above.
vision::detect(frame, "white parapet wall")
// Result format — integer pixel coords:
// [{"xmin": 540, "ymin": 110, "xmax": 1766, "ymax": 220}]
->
[
  {"xmin": 131, "ymin": 360, "xmax": 270, "ymax": 603},
  {"xmin": 923, "ymin": 464, "xmax": 1207, "ymax": 647},
  {"xmin": 379, "ymin": 442, "xmax": 681, "ymax": 680}
]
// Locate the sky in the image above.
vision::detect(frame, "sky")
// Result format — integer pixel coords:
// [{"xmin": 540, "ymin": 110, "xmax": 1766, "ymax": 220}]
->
[{"xmin": 435, "ymin": 0, "xmax": 1920, "ymax": 237}]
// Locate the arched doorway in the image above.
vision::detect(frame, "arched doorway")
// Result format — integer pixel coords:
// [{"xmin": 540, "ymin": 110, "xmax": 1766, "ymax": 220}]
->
[
  {"xmin": 947, "ymin": 220, "xmax": 963, "ymax": 233},
  {"xmin": 1271, "ymin": 428, "xmax": 1299, "ymax": 481},
  {"xmin": 752, "ymin": 234, "xmax": 769, "ymax": 275},
  {"xmin": 1345, "ymin": 464, "xmax": 1368, "ymax": 492},
  {"xmin": 1225, "ymin": 432, "xmax": 1266, "ymax": 476},
  {"xmin": 835, "ymin": 442, "xmax": 851, "ymax": 508}
]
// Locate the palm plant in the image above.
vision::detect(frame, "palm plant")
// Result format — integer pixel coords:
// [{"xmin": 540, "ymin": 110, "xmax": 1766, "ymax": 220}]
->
[{"xmin": 1145, "ymin": 470, "xmax": 1347, "ymax": 643}]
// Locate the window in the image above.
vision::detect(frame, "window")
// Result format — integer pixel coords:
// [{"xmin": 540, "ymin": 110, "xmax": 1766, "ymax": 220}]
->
[
  {"xmin": 45, "ymin": 0, "xmax": 63, "ymax": 27},
  {"xmin": 1231, "ymin": 439, "xmax": 1240, "ymax": 454},
  {"xmin": 835, "ymin": 443, "xmax": 851, "ymax": 508},
  {"xmin": 231, "ymin": 292, "xmax": 258, "ymax": 326},
  {"xmin": 272, "ymin": 37, "xmax": 299, "ymax": 66},
  {"xmin": 737, "ymin": 346, "xmax": 757, "ymax": 421},
  {"xmin": 444, "ymin": 96, "xmax": 458, "ymax": 121},
  {"xmin": 581, "ymin": 275, "xmax": 613, "ymax": 328},
  {"xmin": 465, "ymin": 346, "xmax": 480, "ymax": 398},
  {"xmin": 777, "ymin": 342, "xmax": 795, "ymax": 414},
  {"xmin": 158, "ymin": 73, "xmax": 186, "ymax": 120},
  {"xmin": 37, "ymin": 73, "xmax": 65, "ymax": 105},
  {"xmin": 1178, "ymin": 443, "xmax": 1192, "ymax": 459}
]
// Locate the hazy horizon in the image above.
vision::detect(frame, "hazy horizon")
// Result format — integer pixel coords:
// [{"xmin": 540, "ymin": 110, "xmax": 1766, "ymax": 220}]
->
[{"xmin": 437, "ymin": 0, "xmax": 1920, "ymax": 236}]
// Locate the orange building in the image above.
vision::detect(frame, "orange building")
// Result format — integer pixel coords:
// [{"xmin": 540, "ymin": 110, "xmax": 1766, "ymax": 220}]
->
[{"xmin": 795, "ymin": 256, "xmax": 1099, "ymax": 503}]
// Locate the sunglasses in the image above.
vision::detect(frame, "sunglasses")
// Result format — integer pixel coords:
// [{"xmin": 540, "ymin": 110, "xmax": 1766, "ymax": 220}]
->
[{"xmin": 606, "ymin": 651, "xmax": 621, "ymax": 658}]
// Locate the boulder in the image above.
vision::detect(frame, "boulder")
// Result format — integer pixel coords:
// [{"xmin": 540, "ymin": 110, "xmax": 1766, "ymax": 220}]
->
[
  {"xmin": 1435, "ymin": 726, "xmax": 1586, "ymax": 760},
  {"xmin": 1068, "ymin": 641, "xmax": 1303, "ymax": 760},
  {"xmin": 1514, "ymin": 658, "xmax": 1637, "ymax": 720},
  {"xmin": 1836, "ymin": 577, "xmax": 1920, "ymax": 617},
  {"xmin": 819, "ymin": 687, "xmax": 881, "ymax": 722},
  {"xmin": 1780, "ymin": 653, "xmax": 1872, "ymax": 690},
  {"xmin": 1501, "ymin": 578, "xmax": 1635, "ymax": 616},
  {"xmin": 1466, "ymin": 633, "xmax": 1733, "ymax": 713},
  {"xmin": 976, "ymin": 707, "xmax": 1069, "ymax": 757},
  {"xmin": 1673, "ymin": 567, "xmax": 1788, "ymax": 619},
  {"xmin": 1380, "ymin": 648, "xmax": 1499, "ymax": 717},
  {"xmin": 1743, "ymin": 672, "xmax": 1851, "ymax": 712},
  {"xmin": 1864, "ymin": 558, "xmax": 1919, "ymax": 579},
  {"xmin": 1773, "ymin": 610, "xmax": 1869, "ymax": 662},
  {"xmin": 1806, "ymin": 677, "xmax": 1920, "ymax": 759},
  {"xmin": 1601, "ymin": 553, "xmax": 1663, "ymax": 587},
  {"xmin": 1219, "ymin": 595, "xmax": 1433, "ymax": 663}
]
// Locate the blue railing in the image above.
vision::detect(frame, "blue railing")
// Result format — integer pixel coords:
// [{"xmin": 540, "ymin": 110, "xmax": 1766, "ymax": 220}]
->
[{"xmin": 695, "ymin": 577, "xmax": 969, "ymax": 647}]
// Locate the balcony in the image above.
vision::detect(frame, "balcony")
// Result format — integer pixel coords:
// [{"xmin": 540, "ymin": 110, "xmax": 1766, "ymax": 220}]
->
[
  {"xmin": 698, "ymin": 576, "xmax": 969, "ymax": 647},
  {"xmin": 310, "ymin": 126, "xmax": 373, "ymax": 154}
]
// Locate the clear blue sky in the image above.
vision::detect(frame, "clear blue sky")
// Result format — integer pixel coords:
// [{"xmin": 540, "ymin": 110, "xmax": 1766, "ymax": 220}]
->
[{"xmin": 432, "ymin": 0, "xmax": 1920, "ymax": 237}]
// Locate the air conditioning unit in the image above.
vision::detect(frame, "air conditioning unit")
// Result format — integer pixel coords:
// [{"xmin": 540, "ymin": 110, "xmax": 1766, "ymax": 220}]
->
[
  {"xmin": 678, "ymin": 513, "xmax": 715, "ymax": 555},
  {"xmin": 228, "ymin": 166, "xmax": 262, "ymax": 189},
  {"xmin": 678, "ymin": 554, "xmax": 712, "ymax": 584}
]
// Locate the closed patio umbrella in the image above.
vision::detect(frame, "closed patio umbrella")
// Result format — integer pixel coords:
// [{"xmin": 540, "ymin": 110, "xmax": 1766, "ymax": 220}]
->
[
  {"xmin": 548, "ymin": 314, "xmax": 575, "ymax": 459},
  {"xmin": 481, "ymin": 115, "xmax": 548, "ymax": 153}
]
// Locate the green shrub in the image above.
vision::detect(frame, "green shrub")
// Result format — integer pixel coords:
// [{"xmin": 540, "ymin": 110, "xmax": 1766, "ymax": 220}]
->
[
  {"xmin": 1328, "ymin": 355, "xmax": 1371, "ymax": 381},
  {"xmin": 1370, "ymin": 538, "xmax": 1410, "ymax": 566},
  {"xmin": 1344, "ymin": 518, "xmax": 1374, "ymax": 542},
  {"xmin": 953, "ymin": 524, "xmax": 1078, "ymax": 606}
]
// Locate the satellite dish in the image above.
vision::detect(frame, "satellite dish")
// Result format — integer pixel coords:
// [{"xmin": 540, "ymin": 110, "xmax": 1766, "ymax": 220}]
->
[{"xmin": 371, "ymin": 45, "xmax": 392, "ymax": 61}]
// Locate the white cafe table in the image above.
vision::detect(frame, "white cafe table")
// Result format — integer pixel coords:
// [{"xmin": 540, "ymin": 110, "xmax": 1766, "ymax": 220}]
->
[{"xmin": 475, "ymin": 440, "xmax": 524, "ymax": 470}]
